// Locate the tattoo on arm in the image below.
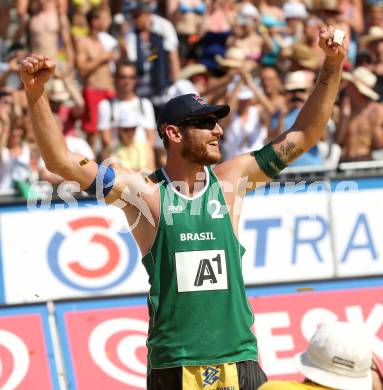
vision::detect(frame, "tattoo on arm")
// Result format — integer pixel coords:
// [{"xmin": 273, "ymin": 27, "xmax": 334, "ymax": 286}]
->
[
  {"xmin": 277, "ymin": 141, "xmax": 303, "ymax": 164},
  {"xmin": 319, "ymin": 63, "xmax": 338, "ymax": 86}
]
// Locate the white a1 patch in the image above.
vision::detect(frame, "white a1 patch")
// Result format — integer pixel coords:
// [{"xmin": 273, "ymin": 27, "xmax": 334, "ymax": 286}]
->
[{"xmin": 175, "ymin": 250, "xmax": 227, "ymax": 292}]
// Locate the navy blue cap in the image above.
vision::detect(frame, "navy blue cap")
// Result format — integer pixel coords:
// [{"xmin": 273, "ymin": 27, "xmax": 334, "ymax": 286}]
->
[{"xmin": 157, "ymin": 94, "xmax": 230, "ymax": 137}]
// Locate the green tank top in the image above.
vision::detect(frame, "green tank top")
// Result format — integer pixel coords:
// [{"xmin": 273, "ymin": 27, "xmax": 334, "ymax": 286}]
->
[{"xmin": 142, "ymin": 166, "xmax": 258, "ymax": 371}]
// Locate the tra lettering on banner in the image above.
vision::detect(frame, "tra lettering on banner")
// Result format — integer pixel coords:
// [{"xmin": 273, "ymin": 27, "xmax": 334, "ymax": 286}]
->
[
  {"xmin": 55, "ymin": 287, "xmax": 383, "ymax": 389},
  {"xmin": 0, "ymin": 307, "xmax": 59, "ymax": 390}
]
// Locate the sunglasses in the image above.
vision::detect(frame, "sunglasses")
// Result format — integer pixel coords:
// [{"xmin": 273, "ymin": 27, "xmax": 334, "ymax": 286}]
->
[
  {"xmin": 118, "ymin": 76, "xmax": 137, "ymax": 81},
  {"xmin": 120, "ymin": 127, "xmax": 136, "ymax": 132},
  {"xmin": 289, "ymin": 88, "xmax": 308, "ymax": 94},
  {"xmin": 179, "ymin": 117, "xmax": 218, "ymax": 130}
]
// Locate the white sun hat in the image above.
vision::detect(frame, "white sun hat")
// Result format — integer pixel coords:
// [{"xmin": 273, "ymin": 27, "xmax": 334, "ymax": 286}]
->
[
  {"xmin": 284, "ymin": 70, "xmax": 314, "ymax": 91},
  {"xmin": 295, "ymin": 321, "xmax": 372, "ymax": 390},
  {"xmin": 283, "ymin": 1, "xmax": 309, "ymax": 19},
  {"xmin": 342, "ymin": 66, "xmax": 380, "ymax": 101},
  {"xmin": 237, "ymin": 86, "xmax": 255, "ymax": 100}
]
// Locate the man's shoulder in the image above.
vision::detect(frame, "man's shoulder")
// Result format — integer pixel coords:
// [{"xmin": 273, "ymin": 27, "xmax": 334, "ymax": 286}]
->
[
  {"xmin": 151, "ymin": 14, "xmax": 177, "ymax": 33},
  {"xmin": 99, "ymin": 98, "xmax": 113, "ymax": 109},
  {"xmin": 367, "ymin": 102, "xmax": 383, "ymax": 115}
]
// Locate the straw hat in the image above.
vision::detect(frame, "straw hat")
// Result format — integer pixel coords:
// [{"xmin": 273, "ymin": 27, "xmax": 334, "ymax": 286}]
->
[
  {"xmin": 178, "ymin": 64, "xmax": 207, "ymax": 80},
  {"xmin": 360, "ymin": 26, "xmax": 383, "ymax": 47},
  {"xmin": 46, "ymin": 79, "xmax": 70, "ymax": 103},
  {"xmin": 342, "ymin": 66, "xmax": 380, "ymax": 101},
  {"xmin": 285, "ymin": 43, "xmax": 321, "ymax": 70},
  {"xmin": 284, "ymin": 70, "xmax": 314, "ymax": 91},
  {"xmin": 215, "ymin": 47, "xmax": 246, "ymax": 69}
]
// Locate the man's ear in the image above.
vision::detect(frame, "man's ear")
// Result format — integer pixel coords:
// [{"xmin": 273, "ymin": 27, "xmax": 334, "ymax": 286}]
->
[{"xmin": 165, "ymin": 125, "xmax": 183, "ymax": 144}]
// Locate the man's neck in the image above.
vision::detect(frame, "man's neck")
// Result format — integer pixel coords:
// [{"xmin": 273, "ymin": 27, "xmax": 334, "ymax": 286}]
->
[
  {"xmin": 164, "ymin": 156, "xmax": 207, "ymax": 198},
  {"xmin": 351, "ymin": 95, "xmax": 369, "ymax": 115},
  {"xmin": 90, "ymin": 30, "xmax": 100, "ymax": 40},
  {"xmin": 118, "ymin": 92, "xmax": 136, "ymax": 101}
]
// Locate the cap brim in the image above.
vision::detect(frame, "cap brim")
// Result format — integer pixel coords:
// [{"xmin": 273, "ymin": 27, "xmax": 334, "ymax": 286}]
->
[
  {"xmin": 298, "ymin": 59, "xmax": 320, "ymax": 70},
  {"xmin": 215, "ymin": 55, "xmax": 244, "ymax": 69},
  {"xmin": 295, "ymin": 353, "xmax": 372, "ymax": 390},
  {"xmin": 188, "ymin": 104, "xmax": 230, "ymax": 119},
  {"xmin": 360, "ymin": 35, "xmax": 383, "ymax": 46},
  {"xmin": 285, "ymin": 84, "xmax": 310, "ymax": 91}
]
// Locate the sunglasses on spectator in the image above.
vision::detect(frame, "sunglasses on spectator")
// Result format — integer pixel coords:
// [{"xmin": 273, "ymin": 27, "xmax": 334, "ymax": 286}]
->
[
  {"xmin": 120, "ymin": 127, "xmax": 137, "ymax": 132},
  {"xmin": 117, "ymin": 75, "xmax": 137, "ymax": 80},
  {"xmin": 289, "ymin": 88, "xmax": 308, "ymax": 93},
  {"xmin": 179, "ymin": 117, "xmax": 218, "ymax": 130}
]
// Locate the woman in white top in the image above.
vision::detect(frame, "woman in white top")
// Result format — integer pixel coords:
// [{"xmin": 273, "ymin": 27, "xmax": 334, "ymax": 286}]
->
[
  {"xmin": 223, "ymin": 85, "xmax": 268, "ymax": 160},
  {"xmin": 0, "ymin": 116, "xmax": 34, "ymax": 195}
]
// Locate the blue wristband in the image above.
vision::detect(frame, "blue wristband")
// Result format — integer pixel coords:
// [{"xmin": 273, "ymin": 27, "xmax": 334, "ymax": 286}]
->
[{"xmin": 85, "ymin": 164, "xmax": 116, "ymax": 198}]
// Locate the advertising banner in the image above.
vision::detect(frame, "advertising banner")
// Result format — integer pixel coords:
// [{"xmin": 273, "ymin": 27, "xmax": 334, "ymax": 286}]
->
[
  {"xmin": 2, "ymin": 179, "xmax": 383, "ymax": 304},
  {"xmin": 252, "ymin": 286, "xmax": 383, "ymax": 379},
  {"xmin": 331, "ymin": 188, "xmax": 383, "ymax": 277},
  {"xmin": 0, "ymin": 205, "xmax": 148, "ymax": 304},
  {"xmin": 239, "ymin": 190, "xmax": 334, "ymax": 284},
  {"xmin": 55, "ymin": 287, "xmax": 383, "ymax": 389},
  {"xmin": 0, "ymin": 306, "xmax": 59, "ymax": 390},
  {"xmin": 56, "ymin": 298, "xmax": 148, "ymax": 390}
]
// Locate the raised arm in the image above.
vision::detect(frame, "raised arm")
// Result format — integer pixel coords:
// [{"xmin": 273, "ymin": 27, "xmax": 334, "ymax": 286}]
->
[
  {"xmin": 216, "ymin": 26, "xmax": 347, "ymax": 188},
  {"xmin": 20, "ymin": 54, "xmax": 98, "ymax": 188}
]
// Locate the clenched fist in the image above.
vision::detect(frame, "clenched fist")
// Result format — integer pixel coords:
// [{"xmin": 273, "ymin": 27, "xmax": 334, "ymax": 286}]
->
[
  {"xmin": 318, "ymin": 26, "xmax": 348, "ymax": 64},
  {"xmin": 20, "ymin": 54, "xmax": 56, "ymax": 101}
]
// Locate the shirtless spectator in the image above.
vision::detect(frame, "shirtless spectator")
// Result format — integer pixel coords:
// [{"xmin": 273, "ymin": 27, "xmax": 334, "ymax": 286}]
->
[
  {"xmin": 201, "ymin": 0, "xmax": 234, "ymax": 35},
  {"xmin": 70, "ymin": 0, "xmax": 110, "ymax": 45},
  {"xmin": 76, "ymin": 6, "xmax": 116, "ymax": 152},
  {"xmin": 336, "ymin": 66, "xmax": 383, "ymax": 162},
  {"xmin": 0, "ymin": 1, "xmax": 12, "ymax": 58},
  {"xmin": 27, "ymin": 0, "xmax": 74, "ymax": 69}
]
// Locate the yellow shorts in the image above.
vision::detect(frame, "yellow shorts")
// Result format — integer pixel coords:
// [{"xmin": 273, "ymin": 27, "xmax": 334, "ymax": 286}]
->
[{"xmin": 183, "ymin": 363, "xmax": 239, "ymax": 390}]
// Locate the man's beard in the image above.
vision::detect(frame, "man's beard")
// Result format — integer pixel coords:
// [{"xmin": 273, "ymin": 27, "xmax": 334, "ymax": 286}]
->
[{"xmin": 181, "ymin": 131, "xmax": 222, "ymax": 165}]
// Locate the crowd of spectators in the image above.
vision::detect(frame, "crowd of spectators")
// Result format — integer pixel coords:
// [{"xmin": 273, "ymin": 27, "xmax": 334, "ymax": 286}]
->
[{"xmin": 2, "ymin": 0, "xmax": 383, "ymax": 198}]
